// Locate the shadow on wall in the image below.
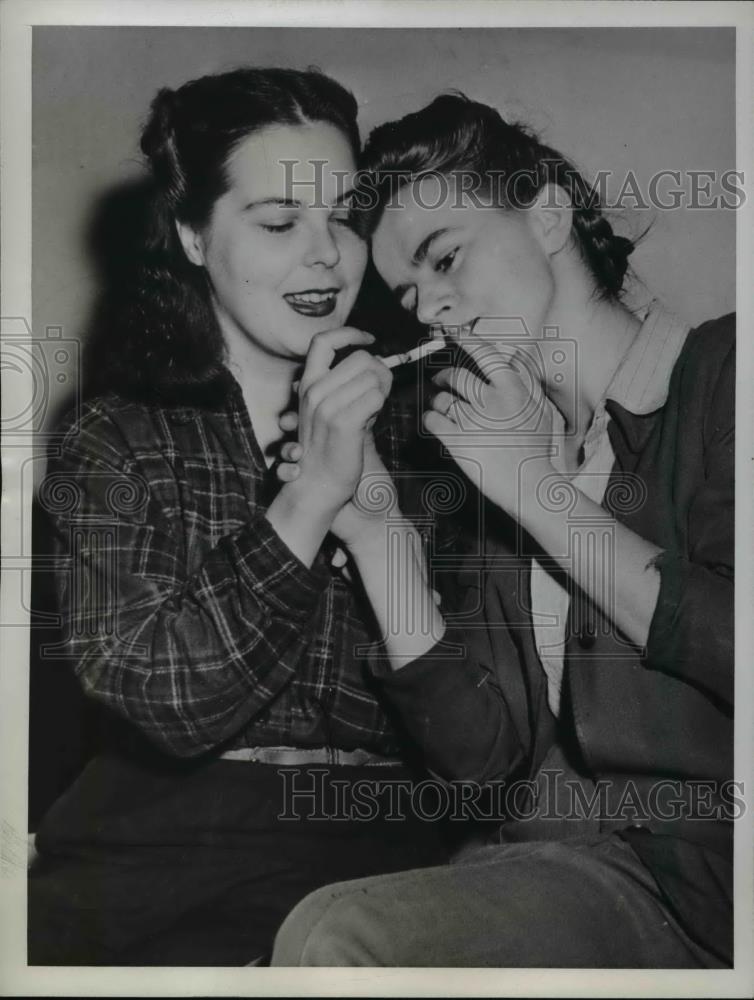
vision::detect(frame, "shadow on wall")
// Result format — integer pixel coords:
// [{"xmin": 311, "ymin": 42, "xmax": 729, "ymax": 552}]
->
[
  {"xmin": 29, "ymin": 179, "xmax": 157, "ymax": 828},
  {"xmin": 81, "ymin": 175, "xmax": 185, "ymax": 402}
]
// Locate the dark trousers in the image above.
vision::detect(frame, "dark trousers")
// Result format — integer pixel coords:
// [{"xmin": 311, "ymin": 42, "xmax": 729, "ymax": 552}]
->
[{"xmin": 28, "ymin": 753, "xmax": 450, "ymax": 966}]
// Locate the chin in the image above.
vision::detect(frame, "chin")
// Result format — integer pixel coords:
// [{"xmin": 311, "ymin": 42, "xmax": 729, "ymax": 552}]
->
[
  {"xmin": 276, "ymin": 303, "xmax": 355, "ymax": 359},
  {"xmin": 286, "ymin": 321, "xmax": 338, "ymax": 358},
  {"xmin": 308, "ymin": 314, "xmax": 350, "ymax": 337}
]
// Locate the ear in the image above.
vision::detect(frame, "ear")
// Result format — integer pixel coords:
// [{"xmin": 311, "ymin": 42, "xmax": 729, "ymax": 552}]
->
[
  {"xmin": 528, "ymin": 183, "xmax": 573, "ymax": 256},
  {"xmin": 175, "ymin": 219, "xmax": 206, "ymax": 267}
]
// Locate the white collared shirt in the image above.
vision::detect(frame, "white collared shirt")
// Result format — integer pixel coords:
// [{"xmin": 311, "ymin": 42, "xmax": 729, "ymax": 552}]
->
[{"xmin": 531, "ymin": 301, "xmax": 691, "ymax": 717}]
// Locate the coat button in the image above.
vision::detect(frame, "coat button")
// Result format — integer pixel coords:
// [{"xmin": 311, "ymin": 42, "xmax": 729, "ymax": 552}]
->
[
  {"xmin": 578, "ymin": 628, "xmax": 596, "ymax": 650},
  {"xmin": 167, "ymin": 410, "xmax": 193, "ymax": 425}
]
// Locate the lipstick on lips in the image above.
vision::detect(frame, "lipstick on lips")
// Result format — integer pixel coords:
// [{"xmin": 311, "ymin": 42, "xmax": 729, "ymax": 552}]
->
[{"xmin": 284, "ymin": 287, "xmax": 340, "ymax": 318}]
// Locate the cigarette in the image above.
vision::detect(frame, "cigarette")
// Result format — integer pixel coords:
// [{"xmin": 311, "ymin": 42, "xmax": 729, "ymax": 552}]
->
[{"xmin": 381, "ymin": 338, "xmax": 447, "ymax": 369}]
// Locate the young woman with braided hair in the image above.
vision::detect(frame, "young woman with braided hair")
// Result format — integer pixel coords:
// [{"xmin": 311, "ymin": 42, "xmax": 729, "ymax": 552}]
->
[{"xmin": 272, "ymin": 93, "xmax": 734, "ymax": 967}]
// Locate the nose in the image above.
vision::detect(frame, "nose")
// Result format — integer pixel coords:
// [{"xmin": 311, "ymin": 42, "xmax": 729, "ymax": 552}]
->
[
  {"xmin": 303, "ymin": 216, "xmax": 341, "ymax": 269},
  {"xmin": 415, "ymin": 278, "xmax": 456, "ymax": 326}
]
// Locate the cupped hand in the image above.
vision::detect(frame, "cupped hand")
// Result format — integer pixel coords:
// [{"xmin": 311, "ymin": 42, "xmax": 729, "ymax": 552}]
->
[{"xmin": 424, "ymin": 335, "xmax": 555, "ymax": 515}]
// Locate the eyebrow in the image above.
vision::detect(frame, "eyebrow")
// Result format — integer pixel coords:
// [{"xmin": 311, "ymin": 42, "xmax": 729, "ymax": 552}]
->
[
  {"xmin": 412, "ymin": 227, "xmax": 451, "ymax": 265},
  {"xmin": 244, "ymin": 190, "xmax": 356, "ymax": 211},
  {"xmin": 243, "ymin": 197, "xmax": 301, "ymax": 211},
  {"xmin": 333, "ymin": 187, "xmax": 356, "ymax": 207}
]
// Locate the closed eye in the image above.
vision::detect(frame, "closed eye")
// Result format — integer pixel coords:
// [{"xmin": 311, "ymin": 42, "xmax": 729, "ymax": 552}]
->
[{"xmin": 261, "ymin": 221, "xmax": 296, "ymax": 233}]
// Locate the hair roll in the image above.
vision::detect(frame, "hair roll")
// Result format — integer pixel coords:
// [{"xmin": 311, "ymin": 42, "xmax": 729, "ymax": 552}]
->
[{"xmin": 358, "ymin": 92, "xmax": 636, "ymax": 301}]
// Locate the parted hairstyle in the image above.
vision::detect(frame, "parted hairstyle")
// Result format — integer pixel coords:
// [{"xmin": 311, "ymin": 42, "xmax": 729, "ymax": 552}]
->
[
  {"xmin": 85, "ymin": 67, "xmax": 360, "ymax": 401},
  {"xmin": 355, "ymin": 93, "xmax": 635, "ymax": 301}
]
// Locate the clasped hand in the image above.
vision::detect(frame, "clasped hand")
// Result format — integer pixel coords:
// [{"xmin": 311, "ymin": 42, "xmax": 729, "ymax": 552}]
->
[{"xmin": 277, "ymin": 327, "xmax": 398, "ymax": 551}]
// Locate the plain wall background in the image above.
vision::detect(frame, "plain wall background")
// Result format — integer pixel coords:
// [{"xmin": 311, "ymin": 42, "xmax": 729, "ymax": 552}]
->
[{"xmin": 33, "ymin": 26, "xmax": 736, "ymax": 425}]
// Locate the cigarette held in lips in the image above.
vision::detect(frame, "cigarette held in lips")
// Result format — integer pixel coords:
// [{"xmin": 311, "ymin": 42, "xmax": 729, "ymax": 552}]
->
[{"xmin": 381, "ymin": 338, "xmax": 447, "ymax": 369}]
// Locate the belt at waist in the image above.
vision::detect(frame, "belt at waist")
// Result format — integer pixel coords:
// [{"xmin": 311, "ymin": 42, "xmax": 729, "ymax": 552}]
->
[{"xmin": 219, "ymin": 746, "xmax": 404, "ymax": 767}]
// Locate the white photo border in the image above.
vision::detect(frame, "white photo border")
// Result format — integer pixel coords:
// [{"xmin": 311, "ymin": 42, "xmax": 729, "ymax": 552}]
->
[{"xmin": 1, "ymin": 1, "xmax": 752, "ymax": 997}]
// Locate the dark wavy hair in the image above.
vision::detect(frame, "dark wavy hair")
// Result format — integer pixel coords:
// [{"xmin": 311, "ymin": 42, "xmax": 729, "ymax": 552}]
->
[
  {"xmin": 355, "ymin": 93, "xmax": 635, "ymax": 302},
  {"xmin": 85, "ymin": 67, "xmax": 360, "ymax": 402}
]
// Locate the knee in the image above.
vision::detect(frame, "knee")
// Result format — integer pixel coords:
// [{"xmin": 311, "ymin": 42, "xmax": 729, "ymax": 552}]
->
[{"xmin": 272, "ymin": 885, "xmax": 390, "ymax": 967}]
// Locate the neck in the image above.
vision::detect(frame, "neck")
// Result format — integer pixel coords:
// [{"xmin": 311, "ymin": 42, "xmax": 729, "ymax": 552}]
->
[
  {"xmin": 542, "ymin": 263, "xmax": 641, "ymax": 439},
  {"xmin": 221, "ymin": 319, "xmax": 301, "ymax": 460}
]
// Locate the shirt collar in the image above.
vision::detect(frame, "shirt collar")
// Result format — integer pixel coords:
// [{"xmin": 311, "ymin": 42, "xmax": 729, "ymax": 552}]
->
[
  {"xmin": 574, "ymin": 300, "xmax": 690, "ymax": 462},
  {"xmin": 603, "ymin": 299, "xmax": 690, "ymax": 416}
]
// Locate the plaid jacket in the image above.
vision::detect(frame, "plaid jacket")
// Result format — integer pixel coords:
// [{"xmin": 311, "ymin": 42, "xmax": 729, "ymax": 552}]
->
[{"xmin": 40, "ymin": 369, "xmax": 468, "ymax": 759}]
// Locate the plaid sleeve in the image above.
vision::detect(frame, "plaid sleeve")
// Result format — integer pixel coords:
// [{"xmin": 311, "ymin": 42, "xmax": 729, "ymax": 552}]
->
[{"xmin": 44, "ymin": 405, "xmax": 329, "ymax": 757}]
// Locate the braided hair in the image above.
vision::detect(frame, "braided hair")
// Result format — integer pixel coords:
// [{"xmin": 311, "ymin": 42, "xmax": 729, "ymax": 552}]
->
[{"xmin": 356, "ymin": 92, "xmax": 634, "ymax": 300}]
